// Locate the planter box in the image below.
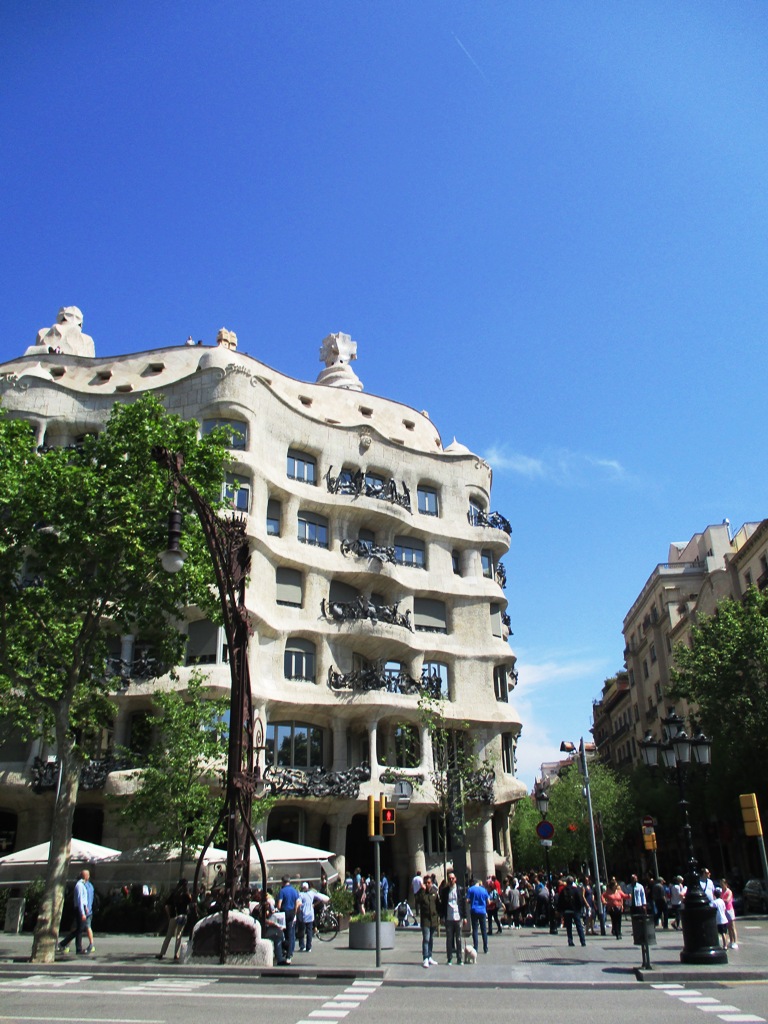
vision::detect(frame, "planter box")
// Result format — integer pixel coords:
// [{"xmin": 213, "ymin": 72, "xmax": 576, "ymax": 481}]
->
[{"xmin": 348, "ymin": 919, "xmax": 396, "ymax": 949}]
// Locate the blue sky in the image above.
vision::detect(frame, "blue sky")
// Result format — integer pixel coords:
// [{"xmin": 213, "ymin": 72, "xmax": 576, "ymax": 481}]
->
[{"xmin": 2, "ymin": 1, "xmax": 767, "ymax": 787}]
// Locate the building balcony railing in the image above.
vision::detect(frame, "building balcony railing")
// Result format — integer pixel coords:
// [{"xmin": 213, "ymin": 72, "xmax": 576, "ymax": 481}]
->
[
  {"xmin": 328, "ymin": 664, "xmax": 444, "ymax": 698},
  {"xmin": 340, "ymin": 538, "xmax": 397, "ymax": 564},
  {"xmin": 31, "ymin": 753, "xmax": 138, "ymax": 793},
  {"xmin": 264, "ymin": 761, "xmax": 371, "ymax": 799},
  {"xmin": 467, "ymin": 508, "xmax": 512, "ymax": 535},
  {"xmin": 326, "ymin": 467, "xmax": 412, "ymax": 512},
  {"xmin": 495, "ymin": 562, "xmax": 507, "ymax": 589},
  {"xmin": 464, "ymin": 766, "xmax": 495, "ymax": 804},
  {"xmin": 321, "ymin": 597, "xmax": 412, "ymax": 631},
  {"xmin": 645, "ymin": 705, "xmax": 658, "ymax": 723}
]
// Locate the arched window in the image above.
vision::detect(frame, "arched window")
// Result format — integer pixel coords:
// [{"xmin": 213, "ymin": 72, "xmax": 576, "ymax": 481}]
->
[
  {"xmin": 276, "ymin": 568, "xmax": 303, "ymax": 607},
  {"xmin": 414, "ymin": 598, "xmax": 447, "ymax": 633},
  {"xmin": 298, "ymin": 510, "xmax": 328, "ymax": 548},
  {"xmin": 266, "ymin": 721, "xmax": 323, "ymax": 769},
  {"xmin": 422, "ymin": 661, "xmax": 449, "ymax": 698},
  {"xmin": 222, "ymin": 473, "xmax": 251, "ymax": 512},
  {"xmin": 394, "ymin": 535, "xmax": 425, "ymax": 568},
  {"xmin": 284, "ymin": 638, "xmax": 316, "ymax": 682},
  {"xmin": 287, "ymin": 449, "xmax": 316, "ymax": 484},
  {"xmin": 202, "ymin": 418, "xmax": 247, "ymax": 450}
]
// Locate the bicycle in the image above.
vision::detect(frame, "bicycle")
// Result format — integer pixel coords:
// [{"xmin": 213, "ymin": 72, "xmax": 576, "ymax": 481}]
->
[{"xmin": 314, "ymin": 904, "xmax": 340, "ymax": 941}]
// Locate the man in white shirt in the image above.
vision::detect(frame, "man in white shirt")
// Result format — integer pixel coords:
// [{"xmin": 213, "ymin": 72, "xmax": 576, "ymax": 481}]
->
[
  {"xmin": 411, "ymin": 870, "xmax": 423, "ymax": 907},
  {"xmin": 630, "ymin": 874, "xmax": 647, "ymax": 915}
]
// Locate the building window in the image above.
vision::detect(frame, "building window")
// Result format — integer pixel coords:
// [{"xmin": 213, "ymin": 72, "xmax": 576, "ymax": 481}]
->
[
  {"xmin": 451, "ymin": 550, "xmax": 460, "ymax": 575},
  {"xmin": 655, "ymin": 681, "xmax": 663, "ymax": 702},
  {"xmin": 186, "ymin": 620, "xmax": 225, "ymax": 665},
  {"xmin": 298, "ymin": 510, "xmax": 328, "ymax": 548},
  {"xmin": 202, "ymin": 418, "xmax": 247, "ymax": 450},
  {"xmin": 422, "ymin": 661, "xmax": 449, "ymax": 698},
  {"xmin": 276, "ymin": 567, "xmax": 303, "ymax": 607},
  {"xmin": 266, "ymin": 721, "xmax": 323, "ymax": 769},
  {"xmin": 266, "ymin": 499, "xmax": 281, "ymax": 536},
  {"xmin": 633, "ymin": 703, "xmax": 640, "ymax": 722},
  {"xmin": 424, "ymin": 813, "xmax": 452, "ymax": 856},
  {"xmin": 650, "ymin": 643, "xmax": 657, "ymax": 664},
  {"xmin": 364, "ymin": 471, "xmax": 385, "ymax": 494},
  {"xmin": 493, "ymin": 666, "xmax": 509, "ymax": 702},
  {"xmin": 287, "ymin": 449, "xmax": 317, "ymax": 484},
  {"xmin": 392, "ymin": 724, "xmax": 420, "ymax": 768},
  {"xmin": 481, "ymin": 550, "xmax": 494, "ymax": 579},
  {"xmin": 417, "ymin": 485, "xmax": 439, "ymax": 517},
  {"xmin": 223, "ymin": 473, "xmax": 250, "ymax": 512},
  {"xmin": 501, "ymin": 733, "xmax": 515, "ymax": 774},
  {"xmin": 468, "ymin": 497, "xmax": 486, "ymax": 526},
  {"xmin": 394, "ymin": 535, "xmax": 426, "ymax": 568},
  {"xmin": 414, "ymin": 598, "xmax": 447, "ymax": 633},
  {"xmin": 629, "ymin": 669, "xmax": 635, "ymax": 687},
  {"xmin": 642, "ymin": 659, "xmax": 649, "ymax": 679},
  {"xmin": 357, "ymin": 528, "xmax": 375, "ymax": 554},
  {"xmin": 284, "ymin": 638, "xmax": 316, "ymax": 682},
  {"xmin": 490, "ymin": 603, "xmax": 503, "ymax": 638}
]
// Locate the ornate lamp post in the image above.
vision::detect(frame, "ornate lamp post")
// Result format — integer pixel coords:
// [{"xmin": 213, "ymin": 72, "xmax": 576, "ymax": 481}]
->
[
  {"xmin": 640, "ymin": 710, "xmax": 726, "ymax": 965},
  {"xmin": 533, "ymin": 780, "xmax": 558, "ymax": 934},
  {"xmin": 559, "ymin": 739, "xmax": 606, "ymax": 935},
  {"xmin": 153, "ymin": 447, "xmax": 268, "ymax": 962}
]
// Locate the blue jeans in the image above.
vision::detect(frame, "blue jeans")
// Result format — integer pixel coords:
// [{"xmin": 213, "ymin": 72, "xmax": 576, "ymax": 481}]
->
[
  {"xmin": 421, "ymin": 925, "xmax": 436, "ymax": 960},
  {"xmin": 470, "ymin": 911, "xmax": 488, "ymax": 952},
  {"xmin": 284, "ymin": 911, "xmax": 296, "ymax": 958},
  {"xmin": 303, "ymin": 920, "xmax": 314, "ymax": 952},
  {"xmin": 564, "ymin": 911, "xmax": 586, "ymax": 946}
]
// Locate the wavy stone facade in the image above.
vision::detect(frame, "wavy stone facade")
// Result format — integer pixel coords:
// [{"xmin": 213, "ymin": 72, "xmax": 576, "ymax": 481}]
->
[{"xmin": 0, "ymin": 313, "xmax": 526, "ymax": 885}]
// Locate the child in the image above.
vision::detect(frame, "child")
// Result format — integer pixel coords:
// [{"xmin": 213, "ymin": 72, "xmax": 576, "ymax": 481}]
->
[{"xmin": 713, "ymin": 887, "xmax": 729, "ymax": 950}]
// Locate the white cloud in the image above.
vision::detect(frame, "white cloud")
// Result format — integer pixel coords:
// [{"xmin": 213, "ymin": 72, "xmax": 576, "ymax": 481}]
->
[{"xmin": 483, "ymin": 444, "xmax": 633, "ymax": 486}]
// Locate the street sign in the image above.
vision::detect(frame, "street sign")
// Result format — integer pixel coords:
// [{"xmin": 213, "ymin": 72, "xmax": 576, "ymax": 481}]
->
[
  {"xmin": 642, "ymin": 815, "xmax": 654, "ymax": 829},
  {"xmin": 540, "ymin": 839, "xmax": 553, "ymax": 848},
  {"xmin": 536, "ymin": 820, "xmax": 555, "ymax": 840}
]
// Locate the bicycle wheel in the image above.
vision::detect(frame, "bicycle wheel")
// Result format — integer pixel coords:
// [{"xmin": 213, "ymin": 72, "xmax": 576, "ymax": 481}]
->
[{"xmin": 315, "ymin": 910, "xmax": 339, "ymax": 941}]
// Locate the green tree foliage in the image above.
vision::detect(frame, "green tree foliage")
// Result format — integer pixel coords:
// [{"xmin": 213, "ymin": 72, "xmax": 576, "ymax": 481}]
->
[
  {"xmin": 117, "ymin": 672, "xmax": 229, "ymax": 877},
  {"xmin": 670, "ymin": 588, "xmax": 768, "ymax": 807},
  {"xmin": 0, "ymin": 396, "xmax": 232, "ymax": 961},
  {"xmin": 511, "ymin": 763, "xmax": 636, "ymax": 876},
  {"xmin": 508, "ymin": 794, "xmax": 543, "ymax": 868},
  {"xmin": 418, "ymin": 693, "xmax": 487, "ymax": 877}
]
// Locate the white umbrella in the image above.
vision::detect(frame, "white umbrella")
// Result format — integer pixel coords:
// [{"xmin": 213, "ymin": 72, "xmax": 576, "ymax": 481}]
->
[
  {"xmin": 207, "ymin": 839, "xmax": 338, "ymax": 886},
  {"xmin": 0, "ymin": 839, "xmax": 122, "ymax": 886}
]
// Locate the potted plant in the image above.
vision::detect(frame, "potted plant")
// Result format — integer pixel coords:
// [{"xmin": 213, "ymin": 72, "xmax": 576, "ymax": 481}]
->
[
  {"xmin": 348, "ymin": 909, "xmax": 396, "ymax": 950},
  {"xmin": 328, "ymin": 882, "xmax": 354, "ymax": 932}
]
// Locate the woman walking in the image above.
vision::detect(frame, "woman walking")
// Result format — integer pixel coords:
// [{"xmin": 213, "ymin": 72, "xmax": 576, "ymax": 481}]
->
[{"xmin": 603, "ymin": 877, "xmax": 626, "ymax": 940}]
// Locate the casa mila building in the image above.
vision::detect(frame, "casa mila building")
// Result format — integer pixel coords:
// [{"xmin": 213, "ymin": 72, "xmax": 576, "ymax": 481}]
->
[{"xmin": 0, "ymin": 307, "xmax": 526, "ymax": 889}]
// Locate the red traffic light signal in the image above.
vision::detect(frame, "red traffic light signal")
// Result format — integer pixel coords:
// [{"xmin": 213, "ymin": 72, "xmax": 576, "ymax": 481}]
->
[{"xmin": 380, "ymin": 805, "xmax": 396, "ymax": 836}]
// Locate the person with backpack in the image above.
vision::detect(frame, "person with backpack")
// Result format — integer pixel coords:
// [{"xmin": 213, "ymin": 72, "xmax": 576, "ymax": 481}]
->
[{"xmin": 557, "ymin": 875, "xmax": 587, "ymax": 947}]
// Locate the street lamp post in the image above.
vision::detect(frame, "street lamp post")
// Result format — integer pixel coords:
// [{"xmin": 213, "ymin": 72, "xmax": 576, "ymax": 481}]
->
[
  {"xmin": 154, "ymin": 447, "xmax": 268, "ymax": 962},
  {"xmin": 640, "ymin": 711, "xmax": 727, "ymax": 965},
  {"xmin": 534, "ymin": 780, "xmax": 558, "ymax": 934},
  {"xmin": 560, "ymin": 739, "xmax": 606, "ymax": 935}
]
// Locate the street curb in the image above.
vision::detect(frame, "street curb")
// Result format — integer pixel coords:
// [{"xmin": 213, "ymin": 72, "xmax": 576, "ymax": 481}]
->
[{"xmin": 634, "ymin": 969, "xmax": 768, "ymax": 983}]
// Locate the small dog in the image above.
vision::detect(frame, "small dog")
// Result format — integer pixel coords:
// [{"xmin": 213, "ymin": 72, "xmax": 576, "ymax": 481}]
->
[{"xmin": 463, "ymin": 942, "xmax": 478, "ymax": 964}]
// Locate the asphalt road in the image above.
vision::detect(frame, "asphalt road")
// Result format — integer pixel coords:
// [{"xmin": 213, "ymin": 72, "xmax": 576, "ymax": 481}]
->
[{"xmin": 0, "ymin": 972, "xmax": 766, "ymax": 1024}]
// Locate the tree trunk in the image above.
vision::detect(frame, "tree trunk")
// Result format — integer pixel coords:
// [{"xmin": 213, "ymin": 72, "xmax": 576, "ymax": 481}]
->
[{"xmin": 30, "ymin": 715, "xmax": 80, "ymax": 964}]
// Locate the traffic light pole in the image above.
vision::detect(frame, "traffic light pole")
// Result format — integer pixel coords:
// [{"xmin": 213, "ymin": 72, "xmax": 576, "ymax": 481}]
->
[{"xmin": 372, "ymin": 834, "xmax": 382, "ymax": 967}]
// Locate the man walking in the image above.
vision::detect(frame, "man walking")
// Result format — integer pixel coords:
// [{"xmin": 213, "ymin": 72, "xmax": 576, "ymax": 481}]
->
[
  {"xmin": 439, "ymin": 869, "xmax": 466, "ymax": 965},
  {"xmin": 557, "ymin": 875, "xmax": 587, "ymax": 947},
  {"xmin": 415, "ymin": 874, "xmax": 440, "ymax": 968},
  {"xmin": 58, "ymin": 869, "xmax": 94, "ymax": 955},
  {"xmin": 466, "ymin": 876, "xmax": 490, "ymax": 954},
  {"xmin": 156, "ymin": 879, "xmax": 191, "ymax": 960},
  {"xmin": 277, "ymin": 875, "xmax": 300, "ymax": 963},
  {"xmin": 630, "ymin": 874, "xmax": 647, "ymax": 915}
]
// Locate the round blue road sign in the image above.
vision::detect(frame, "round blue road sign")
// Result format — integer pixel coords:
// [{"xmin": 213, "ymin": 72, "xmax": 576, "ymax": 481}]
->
[{"xmin": 536, "ymin": 820, "xmax": 555, "ymax": 840}]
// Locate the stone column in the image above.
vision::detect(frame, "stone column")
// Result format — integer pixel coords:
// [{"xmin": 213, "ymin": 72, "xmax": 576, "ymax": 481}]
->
[
  {"xmin": 419, "ymin": 723, "xmax": 434, "ymax": 775},
  {"xmin": 330, "ymin": 811, "xmax": 353, "ymax": 884},
  {"xmin": 404, "ymin": 825, "xmax": 427, "ymax": 905},
  {"xmin": 331, "ymin": 718, "xmax": 348, "ymax": 771},
  {"xmin": 469, "ymin": 813, "xmax": 495, "ymax": 882},
  {"xmin": 368, "ymin": 718, "xmax": 380, "ymax": 784}
]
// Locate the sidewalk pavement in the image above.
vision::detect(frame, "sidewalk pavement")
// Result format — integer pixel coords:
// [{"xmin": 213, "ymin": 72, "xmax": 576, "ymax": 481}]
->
[{"xmin": 1, "ymin": 919, "xmax": 765, "ymax": 988}]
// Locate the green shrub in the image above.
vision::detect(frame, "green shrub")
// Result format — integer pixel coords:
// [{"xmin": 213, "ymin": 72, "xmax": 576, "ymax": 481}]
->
[{"xmin": 328, "ymin": 882, "xmax": 354, "ymax": 916}]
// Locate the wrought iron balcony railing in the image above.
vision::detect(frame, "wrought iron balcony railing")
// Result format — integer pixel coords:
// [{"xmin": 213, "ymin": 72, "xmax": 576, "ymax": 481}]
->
[
  {"xmin": 321, "ymin": 596, "xmax": 412, "ymax": 630},
  {"xmin": 467, "ymin": 508, "xmax": 512, "ymax": 534},
  {"xmin": 31, "ymin": 753, "xmax": 138, "ymax": 793},
  {"xmin": 340, "ymin": 538, "xmax": 397, "ymax": 564},
  {"xmin": 264, "ymin": 761, "xmax": 370, "ymax": 799},
  {"xmin": 326, "ymin": 467, "xmax": 412, "ymax": 512}
]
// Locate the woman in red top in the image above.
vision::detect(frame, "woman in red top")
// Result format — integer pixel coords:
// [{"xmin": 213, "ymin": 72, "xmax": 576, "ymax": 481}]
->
[
  {"xmin": 603, "ymin": 877, "xmax": 627, "ymax": 940},
  {"xmin": 720, "ymin": 879, "xmax": 738, "ymax": 949}
]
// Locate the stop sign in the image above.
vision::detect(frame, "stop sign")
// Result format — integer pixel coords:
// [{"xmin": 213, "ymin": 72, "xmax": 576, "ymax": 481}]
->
[{"xmin": 642, "ymin": 815, "xmax": 654, "ymax": 829}]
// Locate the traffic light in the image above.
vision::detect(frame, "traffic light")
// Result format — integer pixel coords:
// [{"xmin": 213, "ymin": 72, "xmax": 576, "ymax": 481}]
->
[
  {"xmin": 367, "ymin": 794, "xmax": 376, "ymax": 838},
  {"xmin": 380, "ymin": 802, "xmax": 396, "ymax": 836},
  {"xmin": 740, "ymin": 793, "xmax": 763, "ymax": 838},
  {"xmin": 643, "ymin": 831, "xmax": 657, "ymax": 851}
]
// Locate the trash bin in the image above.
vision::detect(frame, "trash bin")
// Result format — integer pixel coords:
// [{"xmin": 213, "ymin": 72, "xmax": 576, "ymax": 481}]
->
[{"xmin": 631, "ymin": 914, "xmax": 656, "ymax": 946}]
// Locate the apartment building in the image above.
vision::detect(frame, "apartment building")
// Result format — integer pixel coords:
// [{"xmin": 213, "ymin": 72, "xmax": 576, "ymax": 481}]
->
[{"xmin": 0, "ymin": 307, "xmax": 527, "ymax": 884}]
